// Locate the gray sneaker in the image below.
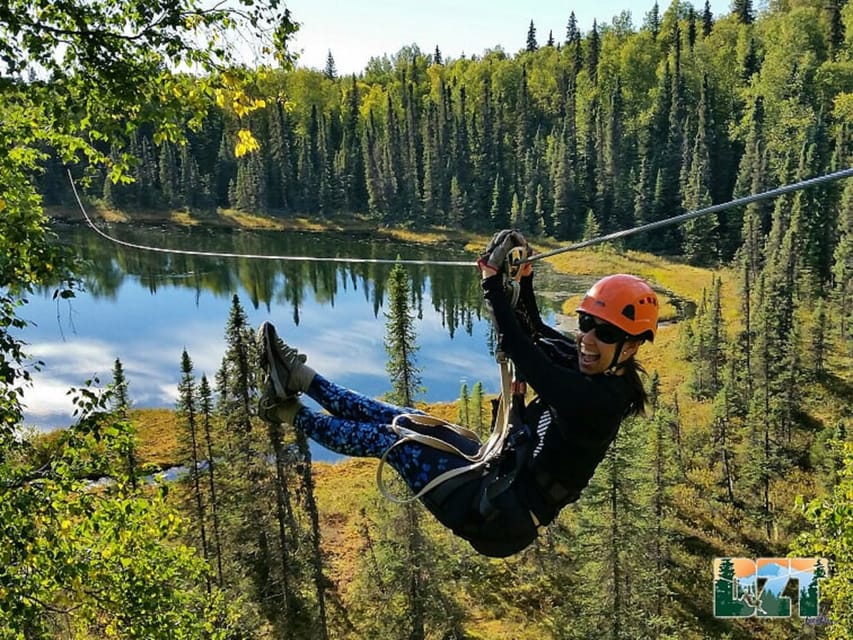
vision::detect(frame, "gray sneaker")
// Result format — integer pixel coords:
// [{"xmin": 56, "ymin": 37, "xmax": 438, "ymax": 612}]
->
[{"xmin": 257, "ymin": 321, "xmax": 315, "ymax": 402}]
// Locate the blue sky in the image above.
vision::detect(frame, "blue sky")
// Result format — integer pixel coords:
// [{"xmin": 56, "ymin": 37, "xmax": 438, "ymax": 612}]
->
[{"xmin": 282, "ymin": 0, "xmax": 726, "ymax": 76}]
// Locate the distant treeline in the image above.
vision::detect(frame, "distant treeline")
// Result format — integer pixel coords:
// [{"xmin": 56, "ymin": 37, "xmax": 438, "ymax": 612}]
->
[{"xmin": 41, "ymin": 0, "xmax": 851, "ymax": 275}]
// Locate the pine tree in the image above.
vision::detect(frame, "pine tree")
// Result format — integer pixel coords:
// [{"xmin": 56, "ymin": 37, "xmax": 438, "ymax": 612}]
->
[
  {"xmin": 526, "ymin": 20, "xmax": 538, "ymax": 52},
  {"xmin": 177, "ymin": 350, "xmax": 211, "ymax": 592},
  {"xmin": 702, "ymin": 0, "xmax": 714, "ymax": 36},
  {"xmin": 457, "ymin": 382, "xmax": 470, "ymax": 428},
  {"xmin": 384, "ymin": 263, "xmax": 421, "ymax": 406},
  {"xmin": 470, "ymin": 381, "xmax": 486, "ymax": 439},
  {"xmin": 566, "ymin": 12, "xmax": 583, "ymax": 76},
  {"xmin": 832, "ymin": 175, "xmax": 852, "ymax": 347},
  {"xmin": 490, "ymin": 174, "xmax": 510, "ymax": 229},
  {"xmin": 158, "ymin": 141, "xmax": 179, "ymax": 208},
  {"xmin": 198, "ymin": 374, "xmax": 224, "ymax": 587},
  {"xmin": 643, "ymin": 2, "xmax": 660, "ymax": 38},
  {"xmin": 111, "ymin": 358, "xmax": 137, "ymax": 488},
  {"xmin": 733, "ymin": 0, "xmax": 754, "ymax": 25},
  {"xmin": 433, "ymin": 45, "xmax": 442, "ymax": 65},
  {"xmin": 587, "ymin": 20, "xmax": 600, "ymax": 83},
  {"xmin": 681, "ymin": 75, "xmax": 718, "ymax": 265},
  {"xmin": 583, "ymin": 208, "xmax": 601, "ymax": 241},
  {"xmin": 342, "ymin": 76, "xmax": 367, "ymax": 212},
  {"xmin": 323, "ymin": 50, "xmax": 337, "ymax": 79}
]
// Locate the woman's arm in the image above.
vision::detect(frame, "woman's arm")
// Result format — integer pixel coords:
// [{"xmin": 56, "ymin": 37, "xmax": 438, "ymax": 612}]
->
[
  {"xmin": 484, "ymin": 275, "xmax": 632, "ymax": 439},
  {"xmin": 516, "ymin": 274, "xmax": 572, "ymax": 343}
]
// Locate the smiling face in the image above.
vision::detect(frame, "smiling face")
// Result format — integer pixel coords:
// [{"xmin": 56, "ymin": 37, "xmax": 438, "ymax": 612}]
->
[{"xmin": 576, "ymin": 314, "xmax": 641, "ymax": 376}]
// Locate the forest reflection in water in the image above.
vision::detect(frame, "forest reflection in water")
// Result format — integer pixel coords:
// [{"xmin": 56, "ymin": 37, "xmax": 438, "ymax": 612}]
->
[{"xmin": 23, "ymin": 222, "xmax": 591, "ymax": 434}]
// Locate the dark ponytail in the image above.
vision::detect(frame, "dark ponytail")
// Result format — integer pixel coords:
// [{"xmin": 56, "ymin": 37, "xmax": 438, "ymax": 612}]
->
[{"xmin": 621, "ymin": 357, "xmax": 649, "ymax": 417}]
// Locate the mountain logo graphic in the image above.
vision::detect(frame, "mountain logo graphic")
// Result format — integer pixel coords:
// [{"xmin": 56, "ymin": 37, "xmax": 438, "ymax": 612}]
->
[{"xmin": 713, "ymin": 557, "xmax": 829, "ymax": 618}]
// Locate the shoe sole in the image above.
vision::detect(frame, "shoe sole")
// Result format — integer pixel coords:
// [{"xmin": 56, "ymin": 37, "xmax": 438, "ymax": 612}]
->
[{"xmin": 258, "ymin": 321, "xmax": 299, "ymax": 401}]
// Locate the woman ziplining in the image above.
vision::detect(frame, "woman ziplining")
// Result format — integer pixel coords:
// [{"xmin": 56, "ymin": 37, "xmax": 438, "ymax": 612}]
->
[{"xmin": 256, "ymin": 229, "xmax": 659, "ymax": 557}]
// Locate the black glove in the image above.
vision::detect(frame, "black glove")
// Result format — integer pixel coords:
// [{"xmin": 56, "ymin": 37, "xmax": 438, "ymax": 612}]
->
[{"xmin": 478, "ymin": 229, "xmax": 526, "ymax": 277}]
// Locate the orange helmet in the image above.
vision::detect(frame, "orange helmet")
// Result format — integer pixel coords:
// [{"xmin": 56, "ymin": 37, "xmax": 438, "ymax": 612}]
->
[{"xmin": 577, "ymin": 274, "xmax": 658, "ymax": 342}]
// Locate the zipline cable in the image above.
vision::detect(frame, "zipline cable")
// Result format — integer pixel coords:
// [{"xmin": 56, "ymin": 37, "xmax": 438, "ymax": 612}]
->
[
  {"xmin": 525, "ymin": 166, "xmax": 853, "ymax": 263},
  {"xmin": 68, "ymin": 170, "xmax": 471, "ymax": 267},
  {"xmin": 70, "ymin": 167, "xmax": 853, "ymax": 267}
]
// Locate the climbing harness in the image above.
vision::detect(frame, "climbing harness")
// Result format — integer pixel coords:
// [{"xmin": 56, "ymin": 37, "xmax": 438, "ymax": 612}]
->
[{"xmin": 377, "ymin": 248, "xmax": 530, "ymax": 506}]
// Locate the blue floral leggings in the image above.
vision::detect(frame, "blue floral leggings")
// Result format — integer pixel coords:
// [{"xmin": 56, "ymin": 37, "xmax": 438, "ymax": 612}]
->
[{"xmin": 293, "ymin": 375, "xmax": 480, "ymax": 493}]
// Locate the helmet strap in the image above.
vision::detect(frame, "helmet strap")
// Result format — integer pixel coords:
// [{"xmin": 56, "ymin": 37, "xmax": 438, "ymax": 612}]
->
[{"xmin": 606, "ymin": 341, "xmax": 627, "ymax": 375}]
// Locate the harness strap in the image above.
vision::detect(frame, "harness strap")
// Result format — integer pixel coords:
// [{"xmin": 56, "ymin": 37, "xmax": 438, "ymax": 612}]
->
[
  {"xmin": 377, "ymin": 249, "xmax": 525, "ymax": 504},
  {"xmin": 376, "ymin": 358, "xmax": 515, "ymax": 504}
]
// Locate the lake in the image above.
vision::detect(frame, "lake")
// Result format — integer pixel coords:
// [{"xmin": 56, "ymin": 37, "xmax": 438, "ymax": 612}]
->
[{"xmin": 19, "ymin": 221, "xmax": 592, "ymax": 446}]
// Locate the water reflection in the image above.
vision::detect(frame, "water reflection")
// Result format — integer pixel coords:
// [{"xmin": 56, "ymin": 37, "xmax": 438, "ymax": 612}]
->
[
  {"xmin": 60, "ymin": 223, "xmax": 488, "ymax": 338},
  {"xmin": 22, "ymin": 222, "xmax": 590, "ymax": 434}
]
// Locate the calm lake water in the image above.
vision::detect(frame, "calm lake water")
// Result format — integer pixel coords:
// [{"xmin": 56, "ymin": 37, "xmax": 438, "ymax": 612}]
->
[{"xmin": 20, "ymin": 222, "xmax": 592, "ymax": 449}]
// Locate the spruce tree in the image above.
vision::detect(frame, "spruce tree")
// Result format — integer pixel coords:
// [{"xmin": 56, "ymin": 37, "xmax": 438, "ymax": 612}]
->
[
  {"xmin": 587, "ymin": 20, "xmax": 600, "ymax": 83},
  {"xmin": 177, "ymin": 349, "xmax": 211, "ymax": 592},
  {"xmin": 267, "ymin": 99, "xmax": 296, "ymax": 212},
  {"xmin": 179, "ymin": 145, "xmax": 206, "ymax": 211},
  {"xmin": 324, "ymin": 50, "xmax": 337, "ymax": 79},
  {"xmin": 687, "ymin": 7, "xmax": 697, "ymax": 48},
  {"xmin": 702, "ymin": 0, "xmax": 714, "ymax": 36},
  {"xmin": 681, "ymin": 75, "xmax": 718, "ymax": 265},
  {"xmin": 551, "ymin": 130, "xmax": 575, "ymax": 239},
  {"xmin": 234, "ymin": 147, "xmax": 268, "ymax": 213},
  {"xmin": 574, "ymin": 418, "xmax": 656, "ymax": 637},
  {"xmin": 470, "ymin": 381, "xmax": 486, "ymax": 439},
  {"xmin": 832, "ymin": 175, "xmax": 852, "ymax": 346},
  {"xmin": 218, "ymin": 295, "xmax": 282, "ymax": 621},
  {"xmin": 342, "ymin": 75, "xmax": 367, "ymax": 211},
  {"xmin": 526, "ymin": 20, "xmax": 538, "ymax": 52},
  {"xmin": 643, "ymin": 2, "xmax": 661, "ymax": 38},
  {"xmin": 733, "ymin": 0, "xmax": 754, "ymax": 25},
  {"xmin": 384, "ymin": 263, "xmax": 421, "ymax": 406},
  {"xmin": 566, "ymin": 12, "xmax": 583, "ymax": 77},
  {"xmin": 457, "ymin": 382, "xmax": 470, "ymax": 428},
  {"xmin": 583, "ymin": 208, "xmax": 601, "ymax": 241},
  {"xmin": 158, "ymin": 141, "xmax": 179, "ymax": 208},
  {"xmin": 198, "ymin": 374, "xmax": 224, "ymax": 587},
  {"xmin": 111, "ymin": 358, "xmax": 137, "ymax": 488},
  {"xmin": 490, "ymin": 174, "xmax": 510, "ymax": 228}
]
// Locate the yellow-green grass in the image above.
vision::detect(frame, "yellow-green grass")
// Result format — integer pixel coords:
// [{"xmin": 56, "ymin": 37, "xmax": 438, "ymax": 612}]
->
[{"xmin": 130, "ymin": 407, "xmax": 182, "ymax": 467}]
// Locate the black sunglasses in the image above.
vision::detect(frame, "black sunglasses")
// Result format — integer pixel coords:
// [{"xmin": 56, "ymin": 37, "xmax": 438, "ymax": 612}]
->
[{"xmin": 577, "ymin": 312, "xmax": 628, "ymax": 344}]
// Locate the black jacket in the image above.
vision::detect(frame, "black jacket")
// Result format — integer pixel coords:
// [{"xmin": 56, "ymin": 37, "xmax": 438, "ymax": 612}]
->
[{"xmin": 425, "ymin": 275, "xmax": 637, "ymax": 557}]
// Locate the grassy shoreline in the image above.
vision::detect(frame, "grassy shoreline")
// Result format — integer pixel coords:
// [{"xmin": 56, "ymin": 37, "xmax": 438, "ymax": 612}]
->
[{"xmin": 48, "ymin": 202, "xmax": 485, "ymax": 251}]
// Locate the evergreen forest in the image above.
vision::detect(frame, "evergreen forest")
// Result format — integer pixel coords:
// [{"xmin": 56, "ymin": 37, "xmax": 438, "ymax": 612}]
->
[{"xmin": 1, "ymin": 0, "xmax": 851, "ymax": 638}]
